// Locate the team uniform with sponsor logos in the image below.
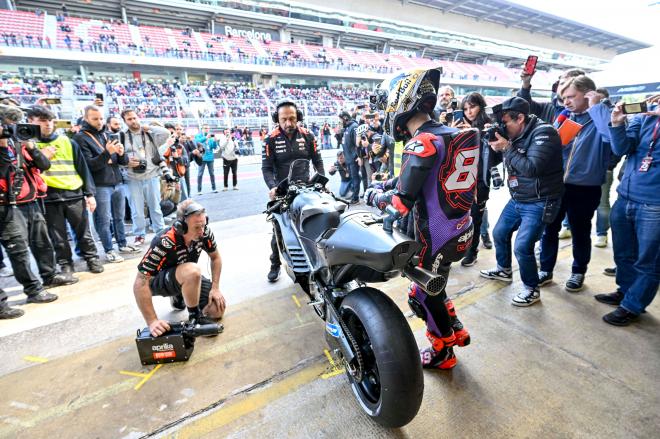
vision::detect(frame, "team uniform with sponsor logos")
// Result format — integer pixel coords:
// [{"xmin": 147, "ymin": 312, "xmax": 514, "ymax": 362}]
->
[
  {"xmin": 262, "ymin": 126, "xmax": 325, "ymax": 271},
  {"xmin": 137, "ymin": 226, "xmax": 217, "ymax": 308},
  {"xmin": 369, "ymin": 121, "xmax": 479, "ymax": 368}
]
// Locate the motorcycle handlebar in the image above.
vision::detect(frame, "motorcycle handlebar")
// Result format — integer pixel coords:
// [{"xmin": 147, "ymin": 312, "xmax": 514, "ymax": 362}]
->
[
  {"xmin": 264, "ymin": 201, "xmax": 282, "ymax": 214},
  {"xmin": 383, "ymin": 205, "xmax": 401, "ymax": 233}
]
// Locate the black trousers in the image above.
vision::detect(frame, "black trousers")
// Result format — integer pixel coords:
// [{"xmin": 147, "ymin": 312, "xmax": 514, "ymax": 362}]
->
[
  {"xmin": 45, "ymin": 198, "xmax": 98, "ymax": 267},
  {"xmin": 468, "ymin": 183, "xmax": 490, "ymax": 254},
  {"xmin": 0, "ymin": 205, "xmax": 43, "ymax": 295},
  {"xmin": 540, "ymin": 184, "xmax": 601, "ymax": 275},
  {"xmin": 223, "ymin": 158, "xmax": 238, "ymax": 188},
  {"xmin": 18, "ymin": 201, "xmax": 57, "ymax": 281},
  {"xmin": 183, "ymin": 166, "xmax": 191, "ymax": 195},
  {"xmin": 270, "ymin": 233, "xmax": 280, "ymax": 267}
]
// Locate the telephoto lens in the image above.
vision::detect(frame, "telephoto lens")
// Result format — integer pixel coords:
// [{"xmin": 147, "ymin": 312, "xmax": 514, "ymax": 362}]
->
[{"xmin": 491, "ymin": 166, "xmax": 504, "ymax": 189}]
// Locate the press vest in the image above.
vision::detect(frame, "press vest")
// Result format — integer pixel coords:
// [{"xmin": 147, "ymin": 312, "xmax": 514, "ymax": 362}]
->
[
  {"xmin": 393, "ymin": 141, "xmax": 404, "ymax": 177},
  {"xmin": 36, "ymin": 135, "xmax": 83, "ymax": 190}
]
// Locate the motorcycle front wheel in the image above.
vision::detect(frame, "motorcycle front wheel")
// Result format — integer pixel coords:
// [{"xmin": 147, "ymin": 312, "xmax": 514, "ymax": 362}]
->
[{"xmin": 339, "ymin": 287, "xmax": 423, "ymax": 428}]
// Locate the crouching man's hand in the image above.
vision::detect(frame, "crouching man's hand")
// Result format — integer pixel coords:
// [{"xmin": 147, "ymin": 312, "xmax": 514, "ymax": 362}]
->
[{"xmin": 148, "ymin": 319, "xmax": 171, "ymax": 337}]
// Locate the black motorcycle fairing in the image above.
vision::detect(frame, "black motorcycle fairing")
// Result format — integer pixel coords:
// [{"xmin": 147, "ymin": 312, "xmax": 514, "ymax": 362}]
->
[{"xmin": 323, "ymin": 211, "xmax": 420, "ymax": 273}]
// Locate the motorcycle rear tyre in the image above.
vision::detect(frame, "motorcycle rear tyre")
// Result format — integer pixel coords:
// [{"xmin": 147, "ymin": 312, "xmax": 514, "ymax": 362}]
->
[{"xmin": 339, "ymin": 287, "xmax": 423, "ymax": 428}]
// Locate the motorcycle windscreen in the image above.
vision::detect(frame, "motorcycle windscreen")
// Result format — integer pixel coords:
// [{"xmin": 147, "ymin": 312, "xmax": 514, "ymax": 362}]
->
[{"xmin": 288, "ymin": 159, "xmax": 311, "ymax": 185}]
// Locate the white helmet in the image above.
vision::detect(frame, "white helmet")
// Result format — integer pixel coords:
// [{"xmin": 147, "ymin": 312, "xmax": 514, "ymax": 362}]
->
[{"xmin": 374, "ymin": 67, "xmax": 441, "ymax": 141}]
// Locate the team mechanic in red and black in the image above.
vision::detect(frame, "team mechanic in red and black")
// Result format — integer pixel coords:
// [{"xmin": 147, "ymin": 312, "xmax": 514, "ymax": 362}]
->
[
  {"xmin": 262, "ymin": 100, "xmax": 324, "ymax": 282},
  {"xmin": 133, "ymin": 199, "xmax": 226, "ymax": 336}
]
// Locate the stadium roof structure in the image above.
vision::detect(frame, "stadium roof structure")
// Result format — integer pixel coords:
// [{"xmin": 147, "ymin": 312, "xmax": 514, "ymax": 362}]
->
[{"xmin": 409, "ymin": 0, "xmax": 651, "ymax": 54}]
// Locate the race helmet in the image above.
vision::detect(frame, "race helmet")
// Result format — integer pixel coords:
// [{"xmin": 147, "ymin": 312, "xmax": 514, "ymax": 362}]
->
[{"xmin": 375, "ymin": 67, "xmax": 442, "ymax": 141}]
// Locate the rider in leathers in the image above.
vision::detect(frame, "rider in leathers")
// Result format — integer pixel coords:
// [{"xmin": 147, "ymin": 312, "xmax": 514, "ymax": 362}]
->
[{"xmin": 365, "ymin": 69, "xmax": 478, "ymax": 369}]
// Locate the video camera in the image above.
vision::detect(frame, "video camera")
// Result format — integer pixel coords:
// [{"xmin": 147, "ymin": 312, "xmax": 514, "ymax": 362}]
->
[
  {"xmin": 135, "ymin": 320, "xmax": 223, "ymax": 365},
  {"xmin": 0, "ymin": 124, "xmax": 41, "ymax": 142}
]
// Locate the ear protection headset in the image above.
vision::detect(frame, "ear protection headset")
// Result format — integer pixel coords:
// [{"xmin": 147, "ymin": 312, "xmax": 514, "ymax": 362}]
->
[
  {"xmin": 173, "ymin": 201, "xmax": 208, "ymax": 235},
  {"xmin": 272, "ymin": 100, "xmax": 303, "ymax": 124}
]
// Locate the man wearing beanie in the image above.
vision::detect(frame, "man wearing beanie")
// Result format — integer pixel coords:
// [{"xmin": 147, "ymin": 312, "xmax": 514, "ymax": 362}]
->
[{"xmin": 480, "ymin": 97, "xmax": 564, "ymax": 306}]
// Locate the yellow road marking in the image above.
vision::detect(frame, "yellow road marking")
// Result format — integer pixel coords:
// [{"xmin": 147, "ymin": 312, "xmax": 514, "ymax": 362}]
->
[
  {"xmin": 295, "ymin": 312, "xmax": 304, "ymax": 324},
  {"xmin": 133, "ymin": 364, "xmax": 162, "ymax": 391},
  {"xmin": 119, "ymin": 370, "xmax": 149, "ymax": 378},
  {"xmin": 23, "ymin": 356, "xmax": 48, "ymax": 363},
  {"xmin": 174, "ymin": 362, "xmax": 327, "ymax": 438},
  {"xmin": 321, "ymin": 368, "xmax": 345, "ymax": 379},
  {"xmin": 291, "ymin": 294, "xmax": 302, "ymax": 308}
]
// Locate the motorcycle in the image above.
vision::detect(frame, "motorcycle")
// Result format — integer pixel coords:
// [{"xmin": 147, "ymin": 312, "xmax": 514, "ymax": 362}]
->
[{"xmin": 265, "ymin": 159, "xmax": 447, "ymax": 427}]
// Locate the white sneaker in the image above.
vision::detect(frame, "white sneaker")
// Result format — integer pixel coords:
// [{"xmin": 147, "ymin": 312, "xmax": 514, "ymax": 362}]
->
[
  {"xmin": 119, "ymin": 244, "xmax": 141, "ymax": 254},
  {"xmin": 594, "ymin": 235, "xmax": 608, "ymax": 248},
  {"xmin": 105, "ymin": 250, "xmax": 124, "ymax": 263},
  {"xmin": 558, "ymin": 227, "xmax": 572, "ymax": 239},
  {"xmin": 512, "ymin": 287, "xmax": 541, "ymax": 307}
]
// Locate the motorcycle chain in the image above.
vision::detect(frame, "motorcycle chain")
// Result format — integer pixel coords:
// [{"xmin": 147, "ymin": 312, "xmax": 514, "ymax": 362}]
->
[{"xmin": 325, "ymin": 296, "xmax": 364, "ymax": 382}]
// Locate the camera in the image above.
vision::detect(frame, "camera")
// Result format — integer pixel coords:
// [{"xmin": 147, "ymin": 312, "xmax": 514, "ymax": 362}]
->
[
  {"xmin": 373, "ymin": 172, "xmax": 385, "ymax": 181},
  {"xmin": 490, "ymin": 166, "xmax": 504, "ymax": 189},
  {"xmin": 483, "ymin": 124, "xmax": 508, "ymax": 142},
  {"xmin": 134, "ymin": 158, "xmax": 148, "ymax": 173},
  {"xmin": 0, "ymin": 123, "xmax": 41, "ymax": 141}
]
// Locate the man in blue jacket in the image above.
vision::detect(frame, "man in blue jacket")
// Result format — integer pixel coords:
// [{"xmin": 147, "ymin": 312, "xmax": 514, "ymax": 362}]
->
[
  {"xmin": 194, "ymin": 125, "xmax": 218, "ymax": 195},
  {"xmin": 538, "ymin": 75, "xmax": 612, "ymax": 293},
  {"xmin": 595, "ymin": 97, "xmax": 660, "ymax": 326}
]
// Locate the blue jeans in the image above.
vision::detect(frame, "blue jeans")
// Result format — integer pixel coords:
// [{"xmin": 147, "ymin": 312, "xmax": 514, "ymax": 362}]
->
[
  {"xmin": 611, "ymin": 197, "xmax": 660, "ymax": 315},
  {"xmin": 596, "ymin": 170, "xmax": 614, "ymax": 236},
  {"xmin": 493, "ymin": 199, "xmax": 547, "ymax": 288},
  {"xmin": 127, "ymin": 177, "xmax": 164, "ymax": 237},
  {"xmin": 94, "ymin": 184, "xmax": 128, "ymax": 252},
  {"xmin": 338, "ymin": 180, "xmax": 351, "ymax": 197},
  {"xmin": 197, "ymin": 160, "xmax": 216, "ymax": 192}
]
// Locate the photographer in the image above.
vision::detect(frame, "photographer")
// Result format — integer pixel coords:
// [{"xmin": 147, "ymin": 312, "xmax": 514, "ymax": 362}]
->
[
  {"xmin": 328, "ymin": 151, "xmax": 352, "ymax": 197},
  {"xmin": 75, "ymin": 105, "xmax": 136, "ymax": 263},
  {"xmin": 120, "ymin": 108, "xmax": 169, "ymax": 246},
  {"xmin": 194, "ymin": 124, "xmax": 218, "ymax": 194},
  {"xmin": 479, "ymin": 97, "xmax": 563, "ymax": 307},
  {"xmin": 538, "ymin": 75, "xmax": 612, "ymax": 293},
  {"xmin": 338, "ymin": 111, "xmax": 361, "ymax": 203},
  {"xmin": 134, "ymin": 200, "xmax": 226, "ymax": 336},
  {"xmin": 595, "ymin": 96, "xmax": 660, "ymax": 326},
  {"xmin": 434, "ymin": 86, "xmax": 456, "ymax": 124},
  {"xmin": 29, "ymin": 105, "xmax": 104, "ymax": 275},
  {"xmin": 262, "ymin": 101, "xmax": 324, "ymax": 282},
  {"xmin": 0, "ymin": 105, "xmax": 72, "ymax": 318},
  {"xmin": 164, "ymin": 123, "xmax": 189, "ymax": 201},
  {"xmin": 518, "ymin": 68, "xmax": 585, "ymax": 124}
]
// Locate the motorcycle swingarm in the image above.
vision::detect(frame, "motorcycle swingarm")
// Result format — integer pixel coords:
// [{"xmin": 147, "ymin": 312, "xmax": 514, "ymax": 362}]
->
[{"xmin": 323, "ymin": 296, "xmax": 357, "ymax": 369}]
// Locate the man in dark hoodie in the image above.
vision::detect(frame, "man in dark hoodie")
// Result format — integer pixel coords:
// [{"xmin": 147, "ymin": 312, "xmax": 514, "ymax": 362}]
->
[
  {"xmin": 28, "ymin": 105, "xmax": 104, "ymax": 274},
  {"xmin": 74, "ymin": 105, "xmax": 139, "ymax": 263}
]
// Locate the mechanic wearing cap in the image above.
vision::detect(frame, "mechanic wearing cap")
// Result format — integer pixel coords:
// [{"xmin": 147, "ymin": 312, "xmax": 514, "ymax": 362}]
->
[
  {"xmin": 479, "ymin": 97, "xmax": 564, "ymax": 307},
  {"xmin": 133, "ymin": 199, "xmax": 226, "ymax": 337},
  {"xmin": 262, "ymin": 101, "xmax": 324, "ymax": 282}
]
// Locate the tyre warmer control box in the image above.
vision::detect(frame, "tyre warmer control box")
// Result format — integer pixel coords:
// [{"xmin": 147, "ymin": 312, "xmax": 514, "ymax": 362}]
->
[{"xmin": 135, "ymin": 327, "xmax": 194, "ymax": 365}]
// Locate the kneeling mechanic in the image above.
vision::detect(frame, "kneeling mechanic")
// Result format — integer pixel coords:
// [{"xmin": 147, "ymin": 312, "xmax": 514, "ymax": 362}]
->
[{"xmin": 133, "ymin": 199, "xmax": 226, "ymax": 336}]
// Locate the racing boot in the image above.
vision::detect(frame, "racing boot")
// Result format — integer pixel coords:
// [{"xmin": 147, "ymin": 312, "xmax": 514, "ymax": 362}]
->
[
  {"xmin": 444, "ymin": 298, "xmax": 471, "ymax": 347},
  {"xmin": 420, "ymin": 329, "xmax": 457, "ymax": 369}
]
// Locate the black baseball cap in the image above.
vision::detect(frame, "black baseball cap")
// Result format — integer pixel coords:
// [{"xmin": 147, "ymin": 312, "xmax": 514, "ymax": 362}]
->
[{"xmin": 500, "ymin": 97, "xmax": 530, "ymax": 115}]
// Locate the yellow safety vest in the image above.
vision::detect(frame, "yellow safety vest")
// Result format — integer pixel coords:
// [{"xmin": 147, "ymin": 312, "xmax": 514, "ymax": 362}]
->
[
  {"xmin": 393, "ymin": 141, "xmax": 404, "ymax": 177},
  {"xmin": 36, "ymin": 135, "xmax": 83, "ymax": 191}
]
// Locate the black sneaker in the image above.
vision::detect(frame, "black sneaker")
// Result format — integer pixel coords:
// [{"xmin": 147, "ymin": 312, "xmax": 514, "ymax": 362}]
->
[
  {"xmin": 537, "ymin": 271, "xmax": 553, "ymax": 287},
  {"xmin": 481, "ymin": 234, "xmax": 493, "ymax": 249},
  {"xmin": 512, "ymin": 287, "xmax": 541, "ymax": 307},
  {"xmin": 43, "ymin": 272, "xmax": 79, "ymax": 288},
  {"xmin": 0, "ymin": 305, "xmax": 24, "ymax": 319},
  {"xmin": 26, "ymin": 290, "xmax": 58, "ymax": 304},
  {"xmin": 87, "ymin": 258, "xmax": 104, "ymax": 274},
  {"xmin": 267, "ymin": 265, "xmax": 280, "ymax": 282},
  {"xmin": 603, "ymin": 307, "xmax": 638, "ymax": 326},
  {"xmin": 460, "ymin": 251, "xmax": 478, "ymax": 267},
  {"xmin": 565, "ymin": 273, "xmax": 585, "ymax": 293},
  {"xmin": 603, "ymin": 267, "xmax": 616, "ymax": 277},
  {"xmin": 479, "ymin": 267, "xmax": 513, "ymax": 282},
  {"xmin": 594, "ymin": 290, "xmax": 624, "ymax": 306},
  {"xmin": 170, "ymin": 294, "xmax": 185, "ymax": 310},
  {"xmin": 60, "ymin": 264, "xmax": 74, "ymax": 274}
]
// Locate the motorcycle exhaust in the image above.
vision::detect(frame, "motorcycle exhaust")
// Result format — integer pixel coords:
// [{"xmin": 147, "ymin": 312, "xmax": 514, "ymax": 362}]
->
[{"xmin": 403, "ymin": 265, "xmax": 447, "ymax": 296}]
